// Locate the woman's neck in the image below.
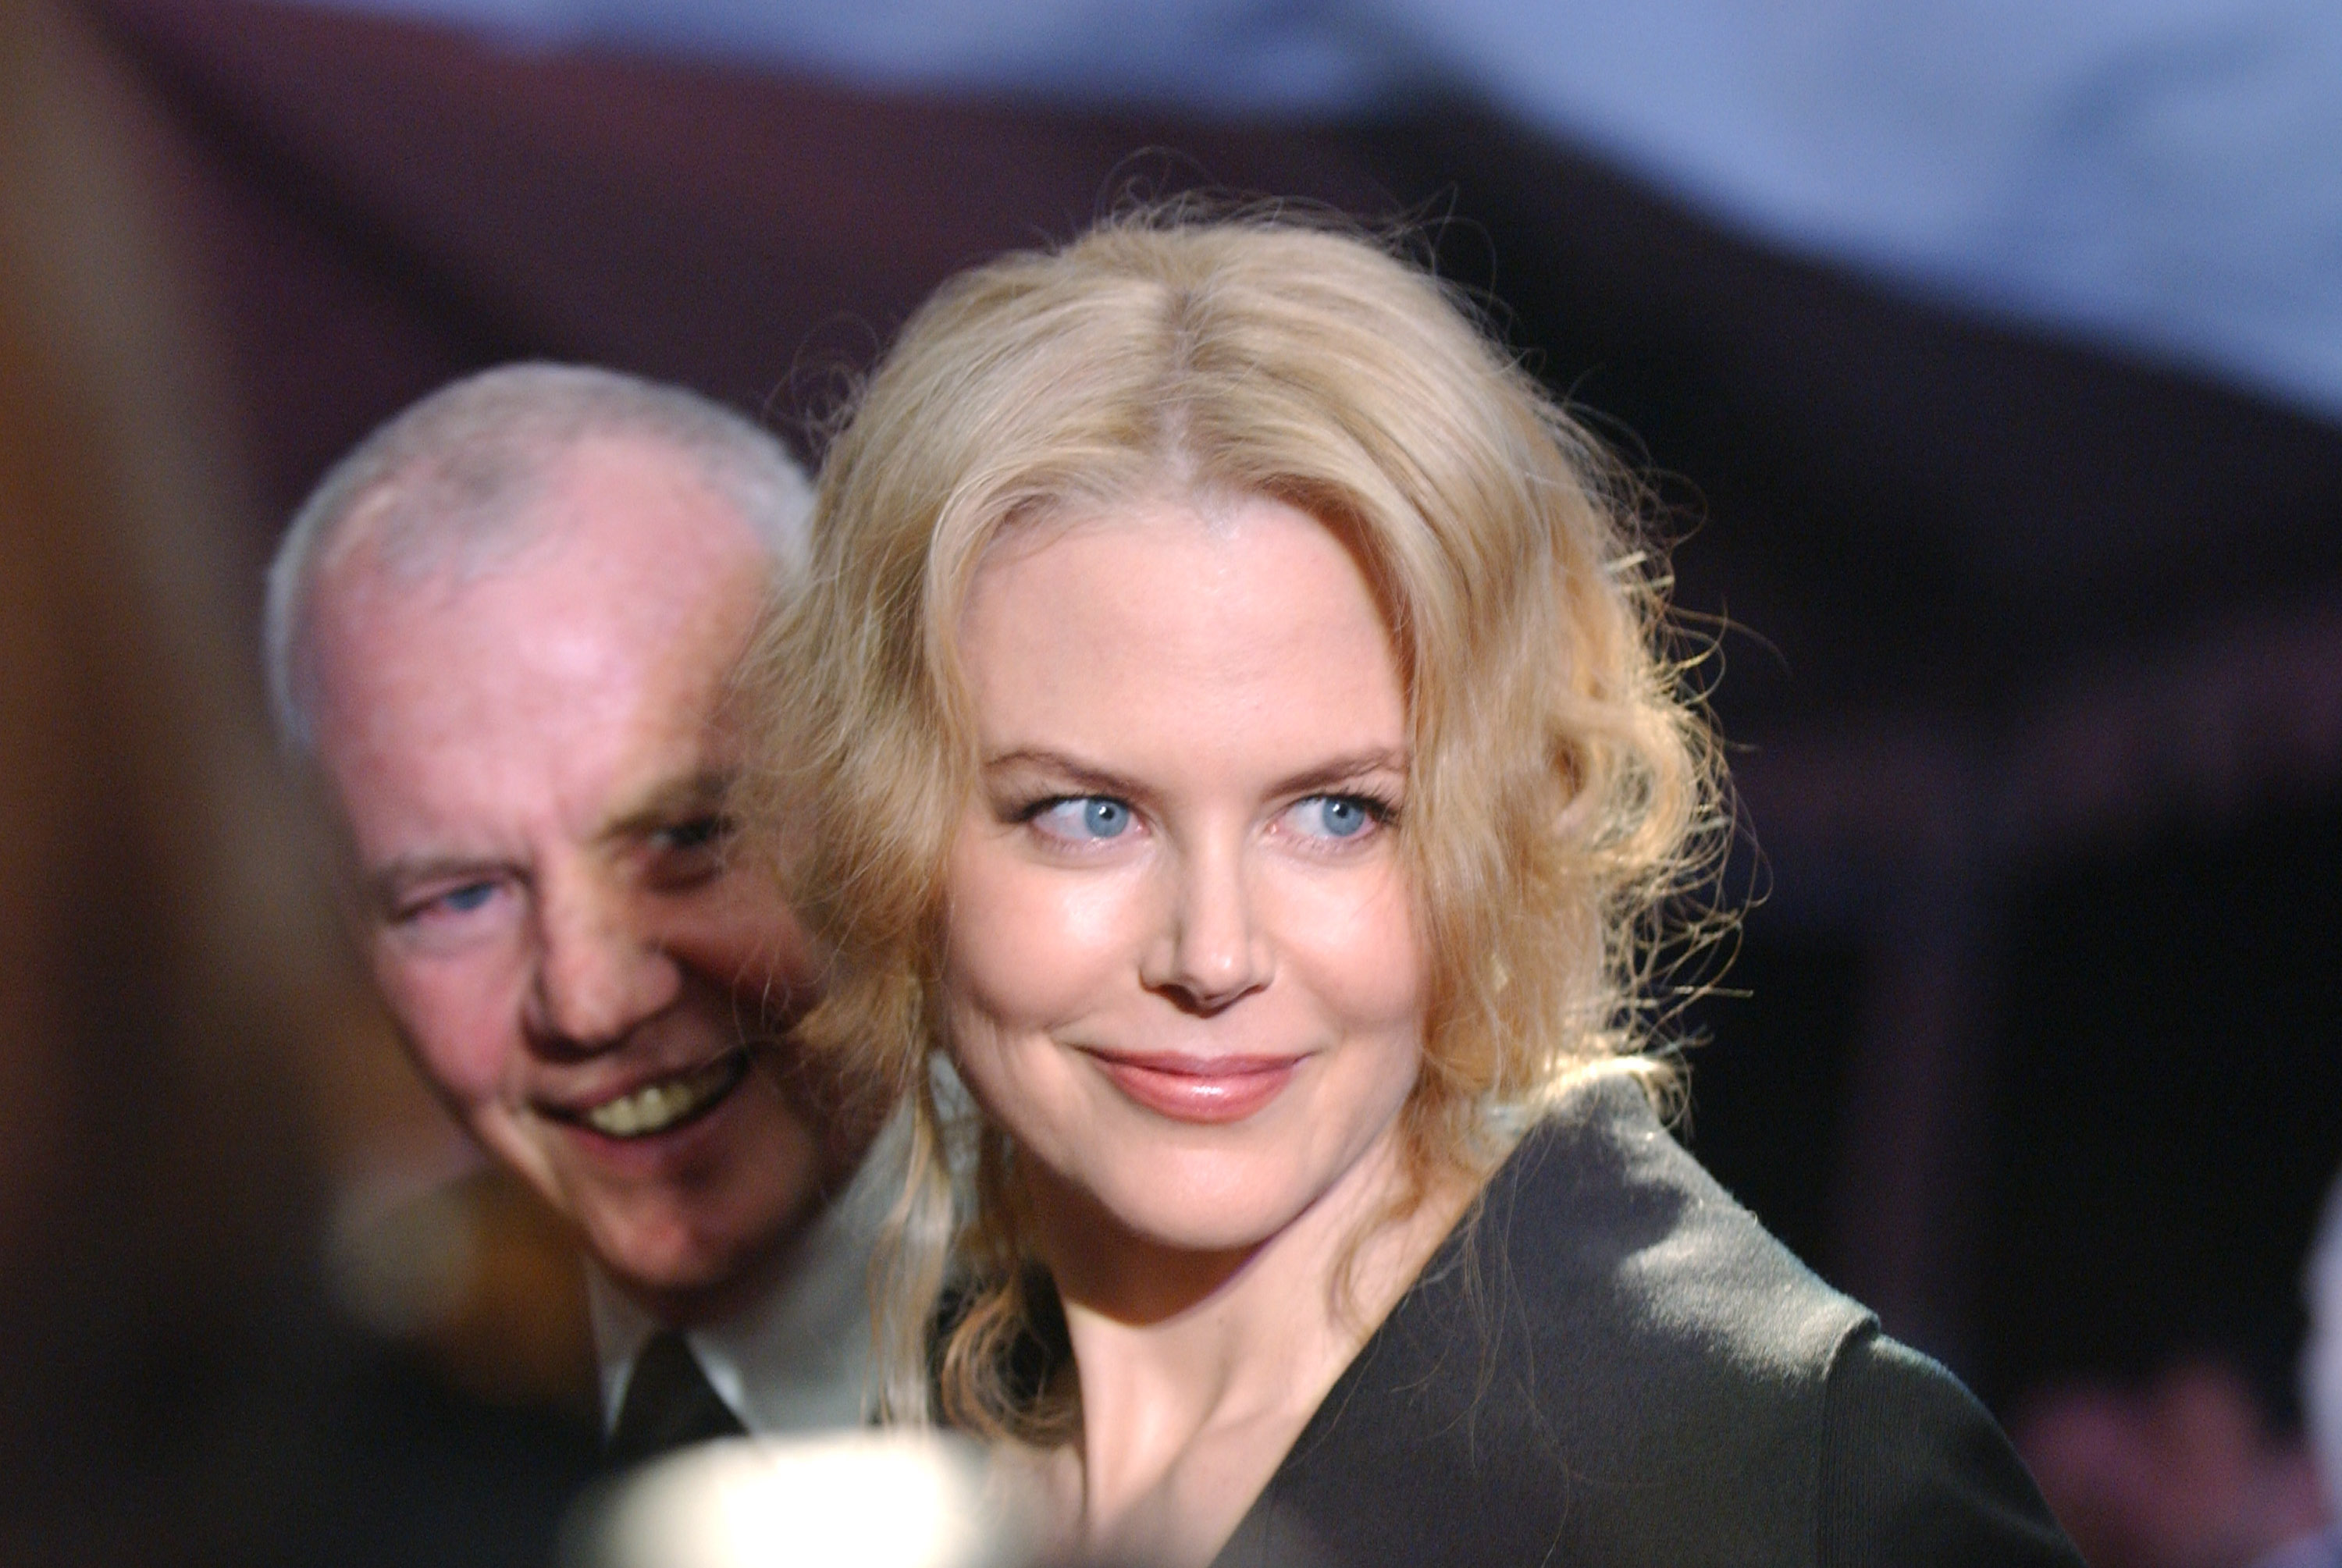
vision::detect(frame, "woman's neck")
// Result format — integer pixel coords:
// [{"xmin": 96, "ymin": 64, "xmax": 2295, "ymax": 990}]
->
[{"xmin": 1027, "ymin": 1129, "xmax": 1475, "ymax": 1567}]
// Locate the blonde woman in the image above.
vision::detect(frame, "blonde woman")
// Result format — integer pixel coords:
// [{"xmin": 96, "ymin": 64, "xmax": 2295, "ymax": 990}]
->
[{"xmin": 748, "ymin": 215, "xmax": 2081, "ymax": 1568}]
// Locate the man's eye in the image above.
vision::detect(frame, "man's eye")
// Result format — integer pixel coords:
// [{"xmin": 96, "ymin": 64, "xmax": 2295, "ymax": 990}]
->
[
  {"xmin": 643, "ymin": 815, "xmax": 737, "ymax": 890},
  {"xmin": 1283, "ymin": 794, "xmax": 1390, "ymax": 842},
  {"xmin": 653, "ymin": 815, "xmax": 735, "ymax": 855},
  {"xmin": 398, "ymin": 880, "xmax": 500, "ymax": 923},
  {"xmin": 1028, "ymin": 796, "xmax": 1134, "ymax": 843}
]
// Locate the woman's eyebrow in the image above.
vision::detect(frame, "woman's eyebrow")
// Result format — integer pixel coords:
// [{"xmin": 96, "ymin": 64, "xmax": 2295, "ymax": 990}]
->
[
  {"xmin": 978, "ymin": 748, "xmax": 1141, "ymax": 798},
  {"xmin": 1271, "ymin": 749, "xmax": 1411, "ymax": 798},
  {"xmin": 981, "ymin": 747, "xmax": 1409, "ymax": 802}
]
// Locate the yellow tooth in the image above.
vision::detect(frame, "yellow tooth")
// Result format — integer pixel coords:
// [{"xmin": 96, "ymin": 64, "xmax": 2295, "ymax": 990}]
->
[{"xmin": 584, "ymin": 1061, "xmax": 731, "ymax": 1137}]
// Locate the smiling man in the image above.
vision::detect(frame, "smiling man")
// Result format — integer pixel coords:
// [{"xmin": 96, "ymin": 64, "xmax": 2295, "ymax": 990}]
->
[{"xmin": 267, "ymin": 364, "xmax": 890, "ymax": 1461}]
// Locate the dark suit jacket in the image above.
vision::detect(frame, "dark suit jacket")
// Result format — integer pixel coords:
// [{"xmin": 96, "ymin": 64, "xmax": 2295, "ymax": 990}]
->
[{"xmin": 1215, "ymin": 1075, "xmax": 2083, "ymax": 1568}]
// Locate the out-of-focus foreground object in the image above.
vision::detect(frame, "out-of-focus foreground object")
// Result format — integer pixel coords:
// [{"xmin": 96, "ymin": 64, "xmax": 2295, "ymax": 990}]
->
[
  {"xmin": 0, "ymin": 0, "xmax": 340, "ymax": 1552},
  {"xmin": 564, "ymin": 1435, "xmax": 1041, "ymax": 1568},
  {"xmin": 0, "ymin": 0, "xmax": 595, "ymax": 1560}
]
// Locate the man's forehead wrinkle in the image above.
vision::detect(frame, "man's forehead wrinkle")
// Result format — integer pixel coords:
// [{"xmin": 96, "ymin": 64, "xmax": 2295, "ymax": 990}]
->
[{"xmin": 317, "ymin": 614, "xmax": 688, "ymax": 819}]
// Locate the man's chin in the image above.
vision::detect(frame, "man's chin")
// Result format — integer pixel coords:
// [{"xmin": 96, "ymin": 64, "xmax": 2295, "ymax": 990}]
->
[
  {"xmin": 486, "ymin": 1083, "xmax": 834, "ymax": 1317},
  {"xmin": 568, "ymin": 1172, "xmax": 821, "ymax": 1317},
  {"xmin": 584, "ymin": 1218, "xmax": 786, "ymax": 1322}
]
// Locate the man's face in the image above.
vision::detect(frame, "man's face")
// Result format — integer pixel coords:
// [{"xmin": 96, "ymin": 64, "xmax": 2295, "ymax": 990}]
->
[{"xmin": 307, "ymin": 436, "xmax": 843, "ymax": 1320}]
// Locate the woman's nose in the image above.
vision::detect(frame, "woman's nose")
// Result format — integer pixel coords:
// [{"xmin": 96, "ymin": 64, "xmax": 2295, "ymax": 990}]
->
[
  {"xmin": 1139, "ymin": 840, "xmax": 1272, "ymax": 1014},
  {"xmin": 526, "ymin": 870, "xmax": 682, "ymax": 1052}
]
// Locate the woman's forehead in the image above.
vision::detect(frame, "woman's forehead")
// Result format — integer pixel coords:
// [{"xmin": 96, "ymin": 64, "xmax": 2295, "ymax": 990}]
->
[{"xmin": 958, "ymin": 494, "xmax": 1401, "ymax": 724}]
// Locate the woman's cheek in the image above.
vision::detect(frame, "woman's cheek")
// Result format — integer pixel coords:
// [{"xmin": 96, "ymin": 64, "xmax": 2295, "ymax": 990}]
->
[
  {"xmin": 945, "ymin": 832, "xmax": 1143, "ymax": 1030},
  {"xmin": 1280, "ymin": 861, "xmax": 1425, "ymax": 1029}
]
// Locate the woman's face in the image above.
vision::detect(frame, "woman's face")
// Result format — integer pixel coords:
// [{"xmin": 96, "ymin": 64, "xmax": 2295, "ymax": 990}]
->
[{"xmin": 942, "ymin": 492, "xmax": 1426, "ymax": 1261}]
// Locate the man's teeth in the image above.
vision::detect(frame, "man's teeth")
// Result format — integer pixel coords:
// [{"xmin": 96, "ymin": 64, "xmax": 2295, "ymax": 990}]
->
[{"xmin": 582, "ymin": 1058, "xmax": 740, "ymax": 1139}]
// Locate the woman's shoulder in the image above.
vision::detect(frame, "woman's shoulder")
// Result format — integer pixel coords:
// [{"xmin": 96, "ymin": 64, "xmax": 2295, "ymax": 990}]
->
[
  {"xmin": 1230, "ymin": 1072, "xmax": 1863, "ymax": 1563},
  {"xmin": 1475, "ymin": 1066, "xmax": 1870, "ymax": 1385},
  {"xmin": 1421, "ymin": 1071, "xmax": 1878, "ymax": 1527},
  {"xmin": 1221, "ymin": 1070, "xmax": 2082, "ymax": 1567}
]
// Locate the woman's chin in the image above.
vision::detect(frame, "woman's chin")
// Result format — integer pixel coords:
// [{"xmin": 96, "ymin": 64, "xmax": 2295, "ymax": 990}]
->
[
  {"xmin": 1119, "ymin": 1209, "xmax": 1291, "ymax": 1260},
  {"xmin": 1075, "ymin": 1159, "xmax": 1366, "ymax": 1266}
]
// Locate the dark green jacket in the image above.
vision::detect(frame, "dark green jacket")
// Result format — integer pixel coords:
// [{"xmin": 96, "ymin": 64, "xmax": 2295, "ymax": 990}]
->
[{"xmin": 1217, "ymin": 1074, "xmax": 2082, "ymax": 1568}]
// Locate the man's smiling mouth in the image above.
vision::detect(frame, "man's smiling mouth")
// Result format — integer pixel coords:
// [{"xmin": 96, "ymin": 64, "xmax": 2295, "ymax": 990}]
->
[{"xmin": 562, "ymin": 1052, "xmax": 752, "ymax": 1140}]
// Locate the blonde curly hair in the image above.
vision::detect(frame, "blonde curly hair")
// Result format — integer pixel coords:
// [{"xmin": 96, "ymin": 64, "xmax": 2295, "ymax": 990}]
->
[{"xmin": 741, "ymin": 211, "xmax": 1723, "ymax": 1438}]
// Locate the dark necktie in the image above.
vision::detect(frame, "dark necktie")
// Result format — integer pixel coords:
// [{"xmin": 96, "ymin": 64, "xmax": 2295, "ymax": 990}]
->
[{"xmin": 606, "ymin": 1328, "xmax": 747, "ymax": 1469}]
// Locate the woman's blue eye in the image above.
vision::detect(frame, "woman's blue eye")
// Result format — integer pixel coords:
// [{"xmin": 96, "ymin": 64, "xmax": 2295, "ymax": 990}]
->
[
  {"xmin": 1292, "ymin": 795, "xmax": 1379, "ymax": 840},
  {"xmin": 1034, "ymin": 797, "xmax": 1132, "ymax": 841}
]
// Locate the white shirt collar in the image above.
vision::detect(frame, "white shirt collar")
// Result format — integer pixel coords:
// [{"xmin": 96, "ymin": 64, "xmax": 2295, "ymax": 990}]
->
[{"xmin": 586, "ymin": 1110, "xmax": 908, "ymax": 1438}]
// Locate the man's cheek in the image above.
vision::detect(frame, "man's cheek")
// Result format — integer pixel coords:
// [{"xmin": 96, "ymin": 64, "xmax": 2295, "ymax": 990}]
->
[
  {"xmin": 657, "ymin": 884, "xmax": 824, "ymax": 1021},
  {"xmin": 376, "ymin": 955, "xmax": 519, "ymax": 1106}
]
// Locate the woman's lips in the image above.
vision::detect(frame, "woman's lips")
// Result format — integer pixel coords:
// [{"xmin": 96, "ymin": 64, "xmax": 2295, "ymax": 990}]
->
[{"xmin": 1084, "ymin": 1050, "xmax": 1301, "ymax": 1124}]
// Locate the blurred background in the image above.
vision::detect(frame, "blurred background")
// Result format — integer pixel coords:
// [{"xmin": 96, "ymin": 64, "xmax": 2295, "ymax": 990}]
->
[{"xmin": 4, "ymin": 0, "xmax": 2337, "ymax": 1563}]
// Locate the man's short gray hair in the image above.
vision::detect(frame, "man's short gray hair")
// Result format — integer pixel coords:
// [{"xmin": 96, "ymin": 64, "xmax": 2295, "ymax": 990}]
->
[{"xmin": 264, "ymin": 363, "xmax": 813, "ymax": 756}]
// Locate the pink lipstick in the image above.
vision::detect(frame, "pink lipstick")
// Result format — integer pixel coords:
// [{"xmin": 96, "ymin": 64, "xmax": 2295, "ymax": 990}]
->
[{"xmin": 1084, "ymin": 1050, "xmax": 1299, "ymax": 1124}]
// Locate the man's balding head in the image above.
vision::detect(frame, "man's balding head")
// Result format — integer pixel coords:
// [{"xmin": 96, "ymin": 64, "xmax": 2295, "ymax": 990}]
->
[{"xmin": 266, "ymin": 362, "xmax": 812, "ymax": 757}]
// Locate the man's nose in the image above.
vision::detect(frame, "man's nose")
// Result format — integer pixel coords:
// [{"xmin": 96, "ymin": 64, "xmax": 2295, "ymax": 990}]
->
[
  {"xmin": 525, "ymin": 872, "xmax": 682, "ymax": 1053},
  {"xmin": 1138, "ymin": 837, "xmax": 1273, "ymax": 1014}
]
